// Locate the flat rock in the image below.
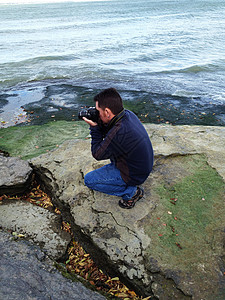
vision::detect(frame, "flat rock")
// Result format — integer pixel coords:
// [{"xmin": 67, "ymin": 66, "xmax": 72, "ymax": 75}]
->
[
  {"xmin": 0, "ymin": 155, "xmax": 33, "ymax": 195},
  {"xmin": 31, "ymin": 124, "xmax": 225, "ymax": 299},
  {"xmin": 145, "ymin": 124, "xmax": 225, "ymax": 181},
  {"xmin": 0, "ymin": 229, "xmax": 106, "ymax": 300},
  {"xmin": 0, "ymin": 200, "xmax": 71, "ymax": 260}
]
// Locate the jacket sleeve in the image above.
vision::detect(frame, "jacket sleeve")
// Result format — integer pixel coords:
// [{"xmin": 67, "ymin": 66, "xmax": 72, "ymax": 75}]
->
[{"xmin": 90, "ymin": 124, "xmax": 122, "ymax": 161}]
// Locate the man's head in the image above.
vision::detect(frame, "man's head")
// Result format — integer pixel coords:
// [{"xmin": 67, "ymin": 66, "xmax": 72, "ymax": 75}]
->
[{"xmin": 94, "ymin": 88, "xmax": 124, "ymax": 124}]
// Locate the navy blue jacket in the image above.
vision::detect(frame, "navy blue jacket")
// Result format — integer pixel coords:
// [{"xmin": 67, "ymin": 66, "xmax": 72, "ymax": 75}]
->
[{"xmin": 90, "ymin": 109, "xmax": 154, "ymax": 186}]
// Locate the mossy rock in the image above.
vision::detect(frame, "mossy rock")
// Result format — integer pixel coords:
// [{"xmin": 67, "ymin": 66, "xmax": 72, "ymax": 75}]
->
[
  {"xmin": 0, "ymin": 121, "xmax": 90, "ymax": 160},
  {"xmin": 142, "ymin": 154, "xmax": 225, "ymax": 299}
]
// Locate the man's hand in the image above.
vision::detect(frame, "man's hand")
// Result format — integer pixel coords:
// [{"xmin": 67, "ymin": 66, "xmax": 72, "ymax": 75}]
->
[{"xmin": 82, "ymin": 117, "xmax": 98, "ymax": 127}]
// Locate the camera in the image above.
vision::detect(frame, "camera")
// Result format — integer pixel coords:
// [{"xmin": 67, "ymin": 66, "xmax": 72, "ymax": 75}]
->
[{"xmin": 78, "ymin": 107, "xmax": 99, "ymax": 122}]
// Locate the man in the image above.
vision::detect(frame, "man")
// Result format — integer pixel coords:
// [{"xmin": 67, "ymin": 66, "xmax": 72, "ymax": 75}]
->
[{"xmin": 83, "ymin": 88, "xmax": 154, "ymax": 209}]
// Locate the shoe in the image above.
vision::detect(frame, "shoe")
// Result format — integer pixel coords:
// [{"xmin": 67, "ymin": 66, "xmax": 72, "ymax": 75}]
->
[{"xmin": 119, "ymin": 187, "xmax": 144, "ymax": 209}]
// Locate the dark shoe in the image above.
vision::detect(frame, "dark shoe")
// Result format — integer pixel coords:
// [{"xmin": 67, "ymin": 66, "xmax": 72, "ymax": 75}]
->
[{"xmin": 119, "ymin": 187, "xmax": 144, "ymax": 209}]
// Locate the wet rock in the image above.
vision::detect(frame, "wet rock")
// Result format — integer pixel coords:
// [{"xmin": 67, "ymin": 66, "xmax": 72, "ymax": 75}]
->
[
  {"xmin": 0, "ymin": 155, "xmax": 33, "ymax": 195},
  {"xmin": 31, "ymin": 124, "xmax": 225, "ymax": 299},
  {"xmin": 0, "ymin": 200, "xmax": 71, "ymax": 260},
  {"xmin": 0, "ymin": 229, "xmax": 106, "ymax": 300}
]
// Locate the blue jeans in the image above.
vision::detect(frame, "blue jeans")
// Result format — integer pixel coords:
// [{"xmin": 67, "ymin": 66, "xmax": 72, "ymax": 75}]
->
[{"xmin": 84, "ymin": 163, "xmax": 137, "ymax": 200}]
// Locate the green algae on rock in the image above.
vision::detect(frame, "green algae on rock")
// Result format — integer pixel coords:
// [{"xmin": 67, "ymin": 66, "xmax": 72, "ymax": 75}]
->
[
  {"xmin": 143, "ymin": 154, "xmax": 225, "ymax": 299},
  {"xmin": 0, "ymin": 121, "xmax": 90, "ymax": 160}
]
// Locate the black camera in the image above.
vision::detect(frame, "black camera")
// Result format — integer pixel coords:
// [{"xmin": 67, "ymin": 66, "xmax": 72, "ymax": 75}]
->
[{"xmin": 78, "ymin": 107, "xmax": 99, "ymax": 122}]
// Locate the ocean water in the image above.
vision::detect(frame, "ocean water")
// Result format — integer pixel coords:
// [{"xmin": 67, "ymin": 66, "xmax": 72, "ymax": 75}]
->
[{"xmin": 0, "ymin": 0, "xmax": 225, "ymax": 127}]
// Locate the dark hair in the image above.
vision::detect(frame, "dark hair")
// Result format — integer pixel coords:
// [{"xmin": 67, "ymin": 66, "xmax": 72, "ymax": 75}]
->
[{"xmin": 94, "ymin": 88, "xmax": 123, "ymax": 115}]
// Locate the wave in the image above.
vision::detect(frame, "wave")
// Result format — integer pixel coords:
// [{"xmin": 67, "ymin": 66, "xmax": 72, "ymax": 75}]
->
[
  {"xmin": 134, "ymin": 61, "xmax": 225, "ymax": 77},
  {"xmin": 177, "ymin": 63, "xmax": 225, "ymax": 74},
  {"xmin": 0, "ymin": 0, "xmax": 106, "ymax": 5},
  {"xmin": 0, "ymin": 75, "xmax": 71, "ymax": 90},
  {"xmin": 0, "ymin": 54, "xmax": 79, "ymax": 67},
  {"xmin": 160, "ymin": 63, "xmax": 225, "ymax": 74}
]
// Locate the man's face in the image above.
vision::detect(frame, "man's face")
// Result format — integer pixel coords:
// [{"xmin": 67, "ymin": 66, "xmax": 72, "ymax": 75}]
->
[{"xmin": 96, "ymin": 101, "xmax": 109, "ymax": 124}]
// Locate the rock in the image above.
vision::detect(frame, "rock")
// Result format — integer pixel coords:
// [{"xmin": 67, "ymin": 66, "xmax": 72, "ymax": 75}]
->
[
  {"xmin": 0, "ymin": 155, "xmax": 33, "ymax": 195},
  {"xmin": 30, "ymin": 124, "xmax": 225, "ymax": 299},
  {"xmin": 0, "ymin": 229, "xmax": 106, "ymax": 300},
  {"xmin": 146, "ymin": 124, "xmax": 225, "ymax": 181},
  {"xmin": 0, "ymin": 200, "xmax": 71, "ymax": 260},
  {"xmin": 0, "ymin": 120, "xmax": 90, "ymax": 160}
]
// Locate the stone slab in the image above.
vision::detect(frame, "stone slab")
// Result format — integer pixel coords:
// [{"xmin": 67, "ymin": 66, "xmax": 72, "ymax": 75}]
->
[
  {"xmin": 0, "ymin": 155, "xmax": 33, "ymax": 195},
  {"xmin": 0, "ymin": 200, "xmax": 71, "ymax": 260}
]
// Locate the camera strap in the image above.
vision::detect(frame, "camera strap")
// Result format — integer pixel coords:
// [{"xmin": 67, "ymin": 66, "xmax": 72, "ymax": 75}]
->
[{"xmin": 107, "ymin": 109, "xmax": 125, "ymax": 131}]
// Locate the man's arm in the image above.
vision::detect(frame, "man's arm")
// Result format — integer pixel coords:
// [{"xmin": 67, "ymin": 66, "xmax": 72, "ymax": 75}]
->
[
  {"xmin": 83, "ymin": 116, "xmax": 123, "ymax": 161},
  {"xmin": 90, "ymin": 124, "xmax": 122, "ymax": 161},
  {"xmin": 83, "ymin": 116, "xmax": 112, "ymax": 160}
]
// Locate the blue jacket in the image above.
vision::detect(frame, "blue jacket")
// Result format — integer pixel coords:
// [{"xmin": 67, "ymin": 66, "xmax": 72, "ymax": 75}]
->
[{"xmin": 90, "ymin": 109, "xmax": 154, "ymax": 186}]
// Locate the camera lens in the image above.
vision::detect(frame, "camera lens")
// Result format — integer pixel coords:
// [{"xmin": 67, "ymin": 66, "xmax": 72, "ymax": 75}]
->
[
  {"xmin": 78, "ymin": 107, "xmax": 99, "ymax": 122},
  {"xmin": 78, "ymin": 109, "xmax": 88, "ymax": 120}
]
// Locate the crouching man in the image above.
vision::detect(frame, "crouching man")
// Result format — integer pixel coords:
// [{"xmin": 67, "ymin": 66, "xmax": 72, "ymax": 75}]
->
[{"xmin": 82, "ymin": 88, "xmax": 154, "ymax": 209}]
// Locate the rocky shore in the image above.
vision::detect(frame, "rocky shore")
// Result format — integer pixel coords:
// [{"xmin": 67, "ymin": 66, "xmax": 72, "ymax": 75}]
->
[
  {"xmin": 0, "ymin": 123, "xmax": 225, "ymax": 299},
  {"xmin": 1, "ymin": 83, "xmax": 224, "ymax": 128}
]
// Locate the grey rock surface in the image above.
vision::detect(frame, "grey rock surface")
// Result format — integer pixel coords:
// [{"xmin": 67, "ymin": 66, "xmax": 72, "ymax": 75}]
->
[
  {"xmin": 146, "ymin": 124, "xmax": 225, "ymax": 181},
  {"xmin": 0, "ymin": 155, "xmax": 33, "ymax": 195},
  {"xmin": 31, "ymin": 124, "xmax": 225, "ymax": 299},
  {"xmin": 0, "ymin": 229, "xmax": 106, "ymax": 300},
  {"xmin": 0, "ymin": 200, "xmax": 71, "ymax": 260}
]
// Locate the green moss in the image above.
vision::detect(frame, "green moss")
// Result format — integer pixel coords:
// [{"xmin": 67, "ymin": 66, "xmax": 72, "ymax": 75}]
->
[
  {"xmin": 0, "ymin": 121, "xmax": 90, "ymax": 160},
  {"xmin": 144, "ymin": 155, "xmax": 225, "ymax": 270}
]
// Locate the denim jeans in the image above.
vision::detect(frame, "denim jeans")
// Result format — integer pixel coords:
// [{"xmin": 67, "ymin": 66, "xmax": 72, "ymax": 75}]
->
[{"xmin": 84, "ymin": 163, "xmax": 137, "ymax": 200}]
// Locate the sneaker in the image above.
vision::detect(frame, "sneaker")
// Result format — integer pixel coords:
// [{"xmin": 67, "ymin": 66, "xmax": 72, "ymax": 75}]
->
[{"xmin": 118, "ymin": 186, "xmax": 144, "ymax": 209}]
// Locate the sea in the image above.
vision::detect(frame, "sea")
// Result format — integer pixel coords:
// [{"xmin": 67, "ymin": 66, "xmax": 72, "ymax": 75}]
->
[{"xmin": 0, "ymin": 0, "xmax": 225, "ymax": 127}]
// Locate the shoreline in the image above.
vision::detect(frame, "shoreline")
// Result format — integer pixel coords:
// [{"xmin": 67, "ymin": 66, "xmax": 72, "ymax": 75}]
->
[{"xmin": 0, "ymin": 81, "xmax": 224, "ymax": 129}]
